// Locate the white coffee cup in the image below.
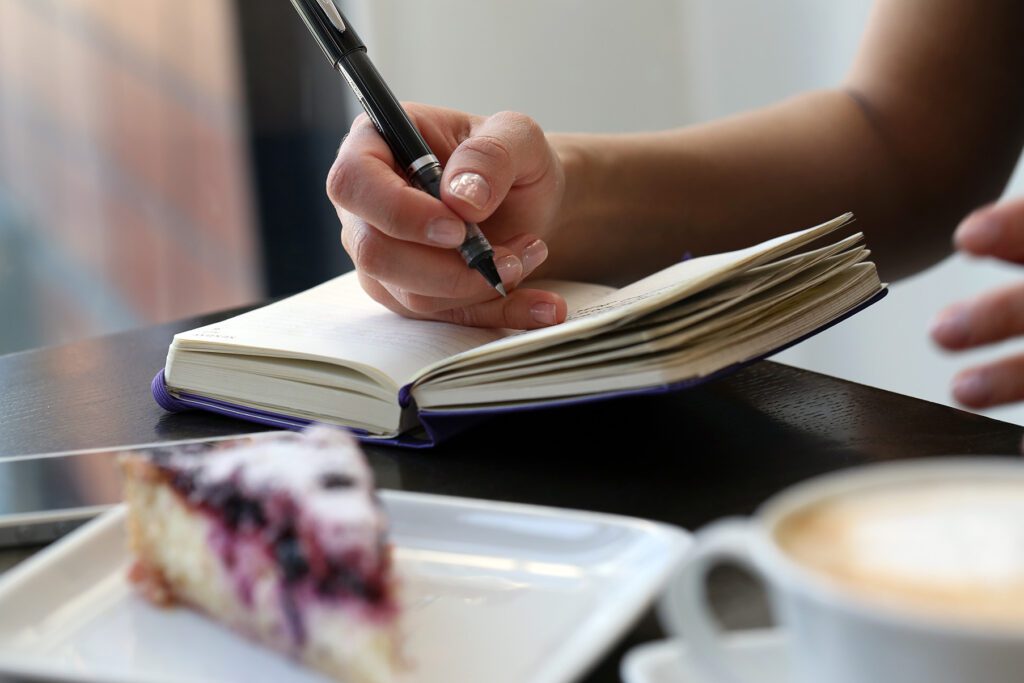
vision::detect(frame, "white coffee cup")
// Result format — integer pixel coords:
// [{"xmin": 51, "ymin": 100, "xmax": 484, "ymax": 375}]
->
[{"xmin": 659, "ymin": 458, "xmax": 1024, "ymax": 683}]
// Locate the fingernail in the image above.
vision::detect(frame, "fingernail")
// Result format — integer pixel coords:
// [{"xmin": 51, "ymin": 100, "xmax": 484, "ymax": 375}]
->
[
  {"xmin": 496, "ymin": 255, "xmax": 523, "ymax": 285},
  {"xmin": 954, "ymin": 371, "xmax": 991, "ymax": 406},
  {"xmin": 530, "ymin": 302, "xmax": 558, "ymax": 326},
  {"xmin": 426, "ymin": 217, "xmax": 465, "ymax": 247},
  {"xmin": 930, "ymin": 307, "xmax": 970, "ymax": 347},
  {"xmin": 521, "ymin": 239, "xmax": 549, "ymax": 274},
  {"xmin": 449, "ymin": 172, "xmax": 491, "ymax": 210},
  {"xmin": 955, "ymin": 213, "xmax": 1000, "ymax": 251}
]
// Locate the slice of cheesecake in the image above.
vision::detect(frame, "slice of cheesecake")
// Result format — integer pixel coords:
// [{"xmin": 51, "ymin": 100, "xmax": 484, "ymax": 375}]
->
[{"xmin": 120, "ymin": 427, "xmax": 398, "ymax": 683}]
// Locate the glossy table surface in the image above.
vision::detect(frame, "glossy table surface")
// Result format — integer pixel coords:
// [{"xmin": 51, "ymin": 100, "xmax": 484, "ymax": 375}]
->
[{"xmin": 1, "ymin": 307, "xmax": 1021, "ymax": 682}]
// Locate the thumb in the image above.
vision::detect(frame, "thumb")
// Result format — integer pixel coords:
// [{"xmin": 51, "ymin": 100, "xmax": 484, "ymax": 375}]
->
[{"xmin": 441, "ymin": 111, "xmax": 551, "ymax": 223}]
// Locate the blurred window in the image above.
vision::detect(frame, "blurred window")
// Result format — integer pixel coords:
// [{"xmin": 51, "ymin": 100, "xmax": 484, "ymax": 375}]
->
[{"xmin": 0, "ymin": 0, "xmax": 352, "ymax": 355}]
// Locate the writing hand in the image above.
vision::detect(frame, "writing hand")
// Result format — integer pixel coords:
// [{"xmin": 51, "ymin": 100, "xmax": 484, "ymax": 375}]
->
[
  {"xmin": 328, "ymin": 104, "xmax": 567, "ymax": 329},
  {"xmin": 931, "ymin": 197, "xmax": 1024, "ymax": 407}
]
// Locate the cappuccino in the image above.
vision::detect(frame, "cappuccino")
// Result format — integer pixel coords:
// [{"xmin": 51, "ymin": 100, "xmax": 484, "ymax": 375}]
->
[{"xmin": 775, "ymin": 479, "xmax": 1024, "ymax": 626}]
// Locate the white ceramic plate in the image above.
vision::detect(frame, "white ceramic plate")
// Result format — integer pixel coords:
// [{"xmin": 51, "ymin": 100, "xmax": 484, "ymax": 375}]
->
[
  {"xmin": 0, "ymin": 490, "xmax": 689, "ymax": 683},
  {"xmin": 620, "ymin": 631, "xmax": 790, "ymax": 683}
]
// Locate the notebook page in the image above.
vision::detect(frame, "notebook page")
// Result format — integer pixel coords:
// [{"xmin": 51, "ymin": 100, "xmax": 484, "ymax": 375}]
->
[
  {"xmin": 171, "ymin": 272, "xmax": 510, "ymax": 387},
  {"xmin": 424, "ymin": 248, "xmax": 868, "ymax": 387},
  {"xmin": 415, "ymin": 265, "xmax": 881, "ymax": 407},
  {"xmin": 414, "ymin": 214, "xmax": 853, "ymax": 381},
  {"xmin": 565, "ymin": 214, "xmax": 853, "ymax": 323}
]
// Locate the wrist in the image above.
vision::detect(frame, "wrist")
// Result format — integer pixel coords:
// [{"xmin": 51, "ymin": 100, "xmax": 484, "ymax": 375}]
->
[
  {"xmin": 540, "ymin": 133, "xmax": 609, "ymax": 280},
  {"xmin": 549, "ymin": 133, "xmax": 605, "ymax": 231}
]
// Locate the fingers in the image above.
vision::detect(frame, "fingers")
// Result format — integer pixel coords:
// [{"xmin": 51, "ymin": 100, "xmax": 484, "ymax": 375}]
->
[
  {"xmin": 358, "ymin": 272, "xmax": 567, "ymax": 330},
  {"xmin": 951, "ymin": 354, "xmax": 1024, "ymax": 409},
  {"xmin": 382, "ymin": 241, "xmax": 553, "ymax": 315},
  {"xmin": 342, "ymin": 216, "xmax": 549, "ymax": 302},
  {"xmin": 954, "ymin": 197, "xmax": 1024, "ymax": 263},
  {"xmin": 930, "ymin": 277, "xmax": 1024, "ymax": 409},
  {"xmin": 433, "ymin": 289, "xmax": 567, "ymax": 329},
  {"xmin": 931, "ymin": 281, "xmax": 1024, "ymax": 350},
  {"xmin": 939, "ymin": 200, "xmax": 1024, "ymax": 408},
  {"xmin": 442, "ymin": 111, "xmax": 554, "ymax": 223},
  {"xmin": 329, "ymin": 109, "xmax": 554, "ymax": 244},
  {"xmin": 330, "ymin": 105, "xmax": 564, "ymax": 330},
  {"xmin": 329, "ymin": 115, "xmax": 467, "ymax": 248}
]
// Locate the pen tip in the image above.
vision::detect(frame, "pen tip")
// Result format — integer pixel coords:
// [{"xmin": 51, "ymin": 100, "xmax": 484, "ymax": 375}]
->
[{"xmin": 496, "ymin": 283, "xmax": 508, "ymax": 298}]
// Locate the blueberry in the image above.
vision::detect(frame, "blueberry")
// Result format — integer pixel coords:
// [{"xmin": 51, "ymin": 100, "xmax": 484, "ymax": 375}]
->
[
  {"xmin": 222, "ymin": 495, "xmax": 265, "ymax": 530},
  {"xmin": 171, "ymin": 470, "xmax": 196, "ymax": 497},
  {"xmin": 199, "ymin": 482, "xmax": 264, "ymax": 530},
  {"xmin": 202, "ymin": 481, "xmax": 238, "ymax": 508},
  {"xmin": 274, "ymin": 532, "xmax": 309, "ymax": 583},
  {"xmin": 319, "ymin": 472, "xmax": 355, "ymax": 489},
  {"xmin": 236, "ymin": 498, "xmax": 266, "ymax": 527},
  {"xmin": 316, "ymin": 563, "xmax": 382, "ymax": 603}
]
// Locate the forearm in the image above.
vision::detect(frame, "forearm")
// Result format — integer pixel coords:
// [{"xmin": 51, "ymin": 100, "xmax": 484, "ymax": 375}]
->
[
  {"xmin": 542, "ymin": 0, "xmax": 1024, "ymax": 286},
  {"xmin": 544, "ymin": 89, "xmax": 987, "ymax": 285}
]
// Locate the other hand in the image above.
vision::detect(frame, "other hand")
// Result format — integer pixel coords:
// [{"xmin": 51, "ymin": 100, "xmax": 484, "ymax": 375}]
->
[
  {"xmin": 931, "ymin": 197, "xmax": 1024, "ymax": 408},
  {"xmin": 328, "ymin": 104, "xmax": 568, "ymax": 329}
]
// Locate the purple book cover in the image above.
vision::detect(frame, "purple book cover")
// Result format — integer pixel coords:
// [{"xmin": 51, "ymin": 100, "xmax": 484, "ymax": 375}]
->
[{"xmin": 152, "ymin": 289, "xmax": 888, "ymax": 448}]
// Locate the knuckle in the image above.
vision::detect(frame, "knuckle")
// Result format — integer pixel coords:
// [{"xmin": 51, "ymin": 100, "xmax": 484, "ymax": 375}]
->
[
  {"xmin": 443, "ymin": 306, "xmax": 473, "ymax": 327},
  {"xmin": 501, "ymin": 298, "xmax": 525, "ymax": 328},
  {"xmin": 365, "ymin": 285, "xmax": 395, "ymax": 311},
  {"xmin": 337, "ymin": 210, "xmax": 356, "ymax": 244},
  {"xmin": 385, "ymin": 285, "xmax": 412, "ymax": 310},
  {"xmin": 492, "ymin": 110, "xmax": 541, "ymax": 139},
  {"xmin": 399, "ymin": 101, "xmax": 428, "ymax": 121},
  {"xmin": 345, "ymin": 224, "xmax": 385, "ymax": 278},
  {"xmin": 462, "ymin": 133, "xmax": 513, "ymax": 169},
  {"xmin": 328, "ymin": 116, "xmax": 377, "ymax": 205},
  {"xmin": 326, "ymin": 155, "xmax": 358, "ymax": 206},
  {"xmin": 445, "ymin": 264, "xmax": 480, "ymax": 299},
  {"xmin": 374, "ymin": 289, "xmax": 426, "ymax": 321},
  {"xmin": 351, "ymin": 112, "xmax": 373, "ymax": 131},
  {"xmin": 339, "ymin": 220, "xmax": 356, "ymax": 254},
  {"xmin": 374, "ymin": 196, "xmax": 406, "ymax": 237},
  {"xmin": 358, "ymin": 273, "xmax": 398, "ymax": 310},
  {"xmin": 400, "ymin": 291, "xmax": 441, "ymax": 315}
]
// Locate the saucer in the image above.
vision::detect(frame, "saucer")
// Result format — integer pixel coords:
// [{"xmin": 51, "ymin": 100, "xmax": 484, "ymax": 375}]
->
[{"xmin": 621, "ymin": 630, "xmax": 790, "ymax": 683}]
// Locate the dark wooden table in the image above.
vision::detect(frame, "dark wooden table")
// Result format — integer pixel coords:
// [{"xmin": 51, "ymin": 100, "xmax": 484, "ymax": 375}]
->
[{"xmin": 1, "ymin": 308, "xmax": 1021, "ymax": 682}]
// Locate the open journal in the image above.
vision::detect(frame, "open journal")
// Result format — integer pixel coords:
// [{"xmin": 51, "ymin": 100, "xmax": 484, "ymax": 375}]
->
[{"xmin": 153, "ymin": 213, "xmax": 887, "ymax": 447}]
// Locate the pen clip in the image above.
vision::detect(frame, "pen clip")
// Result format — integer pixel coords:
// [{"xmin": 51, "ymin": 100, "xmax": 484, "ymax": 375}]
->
[
  {"xmin": 289, "ymin": 0, "xmax": 365, "ymax": 67},
  {"xmin": 315, "ymin": 0, "xmax": 346, "ymax": 32}
]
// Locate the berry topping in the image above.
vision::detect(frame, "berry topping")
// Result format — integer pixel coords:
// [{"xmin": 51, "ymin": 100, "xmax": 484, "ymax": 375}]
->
[
  {"xmin": 319, "ymin": 472, "xmax": 356, "ymax": 489},
  {"xmin": 198, "ymin": 481, "xmax": 266, "ymax": 530},
  {"xmin": 274, "ymin": 531, "xmax": 309, "ymax": 583},
  {"xmin": 317, "ymin": 562, "xmax": 385, "ymax": 603}
]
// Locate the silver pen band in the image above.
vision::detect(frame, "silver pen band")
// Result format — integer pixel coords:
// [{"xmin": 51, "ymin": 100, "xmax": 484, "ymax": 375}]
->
[{"xmin": 406, "ymin": 154, "xmax": 440, "ymax": 177}]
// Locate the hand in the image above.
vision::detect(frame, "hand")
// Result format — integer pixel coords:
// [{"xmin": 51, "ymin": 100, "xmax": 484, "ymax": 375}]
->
[
  {"xmin": 931, "ymin": 197, "xmax": 1024, "ymax": 408},
  {"xmin": 327, "ymin": 104, "xmax": 568, "ymax": 329}
]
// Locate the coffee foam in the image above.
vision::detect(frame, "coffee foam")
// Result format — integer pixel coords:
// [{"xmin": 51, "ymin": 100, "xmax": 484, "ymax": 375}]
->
[{"xmin": 775, "ymin": 480, "xmax": 1024, "ymax": 626}]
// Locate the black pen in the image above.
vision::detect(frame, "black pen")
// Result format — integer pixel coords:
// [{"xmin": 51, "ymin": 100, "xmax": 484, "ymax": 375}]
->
[{"xmin": 290, "ymin": 0, "xmax": 506, "ymax": 297}]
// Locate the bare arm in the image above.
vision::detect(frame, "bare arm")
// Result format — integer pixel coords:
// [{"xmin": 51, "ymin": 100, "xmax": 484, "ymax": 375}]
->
[
  {"xmin": 544, "ymin": 0, "xmax": 1024, "ymax": 284},
  {"xmin": 328, "ymin": 0, "xmax": 1024, "ymax": 330}
]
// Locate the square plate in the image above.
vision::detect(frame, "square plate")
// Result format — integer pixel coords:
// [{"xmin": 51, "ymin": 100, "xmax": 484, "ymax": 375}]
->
[{"xmin": 0, "ymin": 491, "xmax": 690, "ymax": 683}]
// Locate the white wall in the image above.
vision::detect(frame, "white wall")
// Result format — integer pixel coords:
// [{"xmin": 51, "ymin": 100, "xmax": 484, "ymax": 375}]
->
[
  {"xmin": 345, "ymin": 0, "xmax": 696, "ymax": 132},
  {"xmin": 345, "ymin": 0, "xmax": 1024, "ymax": 426}
]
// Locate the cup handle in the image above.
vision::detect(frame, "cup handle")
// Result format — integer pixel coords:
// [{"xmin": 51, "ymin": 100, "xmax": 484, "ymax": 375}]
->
[{"xmin": 658, "ymin": 518, "xmax": 764, "ymax": 683}]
